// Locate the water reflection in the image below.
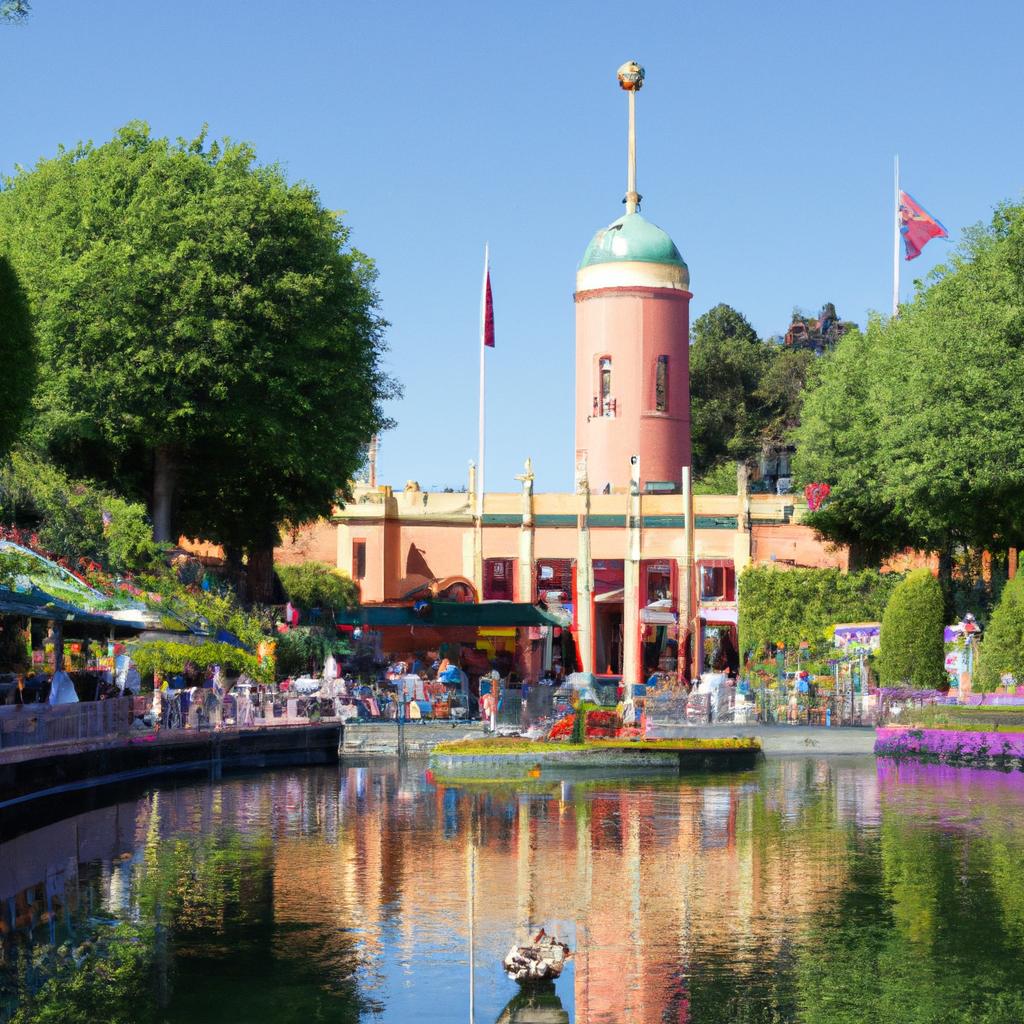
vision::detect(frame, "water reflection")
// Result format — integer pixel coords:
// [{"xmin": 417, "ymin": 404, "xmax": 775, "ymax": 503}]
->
[
  {"xmin": 1, "ymin": 757, "xmax": 1023, "ymax": 1021},
  {"xmin": 496, "ymin": 985, "xmax": 568, "ymax": 1023}
]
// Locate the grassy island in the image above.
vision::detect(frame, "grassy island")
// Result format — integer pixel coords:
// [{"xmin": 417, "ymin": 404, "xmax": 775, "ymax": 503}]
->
[
  {"xmin": 428, "ymin": 734, "xmax": 761, "ymax": 778},
  {"xmin": 431, "ymin": 736, "xmax": 760, "ymax": 757}
]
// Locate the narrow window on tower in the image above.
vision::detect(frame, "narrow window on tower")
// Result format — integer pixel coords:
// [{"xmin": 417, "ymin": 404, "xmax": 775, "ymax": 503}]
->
[
  {"xmin": 655, "ymin": 355, "xmax": 669, "ymax": 412},
  {"xmin": 352, "ymin": 539, "xmax": 367, "ymax": 580},
  {"xmin": 599, "ymin": 356, "xmax": 614, "ymax": 417}
]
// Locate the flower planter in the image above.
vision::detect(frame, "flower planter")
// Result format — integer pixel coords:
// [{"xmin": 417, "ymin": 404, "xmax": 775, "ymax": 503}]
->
[{"xmin": 874, "ymin": 726, "xmax": 1024, "ymax": 770}]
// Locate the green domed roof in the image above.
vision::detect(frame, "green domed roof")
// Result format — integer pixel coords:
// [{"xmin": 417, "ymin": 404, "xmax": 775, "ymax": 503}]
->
[{"xmin": 579, "ymin": 212, "xmax": 686, "ymax": 270}]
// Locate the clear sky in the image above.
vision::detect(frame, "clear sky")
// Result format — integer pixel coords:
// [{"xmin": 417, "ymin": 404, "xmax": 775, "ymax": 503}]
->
[{"xmin": 3, "ymin": 0, "xmax": 1023, "ymax": 494}]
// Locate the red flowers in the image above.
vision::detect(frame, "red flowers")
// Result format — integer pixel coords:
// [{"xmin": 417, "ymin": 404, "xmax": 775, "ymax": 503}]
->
[{"xmin": 547, "ymin": 708, "xmax": 622, "ymax": 740}]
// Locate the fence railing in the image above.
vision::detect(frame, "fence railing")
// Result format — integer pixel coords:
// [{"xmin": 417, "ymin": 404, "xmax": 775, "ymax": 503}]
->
[{"xmin": 0, "ymin": 697, "xmax": 133, "ymax": 750}]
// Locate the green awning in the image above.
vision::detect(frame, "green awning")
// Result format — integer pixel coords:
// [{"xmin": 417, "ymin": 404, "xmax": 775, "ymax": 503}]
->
[
  {"xmin": 339, "ymin": 601, "xmax": 568, "ymax": 629},
  {"xmin": 0, "ymin": 586, "xmax": 147, "ymax": 631}
]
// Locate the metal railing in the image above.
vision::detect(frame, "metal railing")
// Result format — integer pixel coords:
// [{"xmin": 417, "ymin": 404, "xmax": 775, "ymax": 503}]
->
[{"xmin": 0, "ymin": 697, "xmax": 133, "ymax": 749}]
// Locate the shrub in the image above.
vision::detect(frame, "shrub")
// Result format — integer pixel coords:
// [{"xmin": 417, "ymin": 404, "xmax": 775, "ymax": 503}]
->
[
  {"xmin": 878, "ymin": 568, "xmax": 946, "ymax": 688},
  {"xmin": 276, "ymin": 561, "xmax": 358, "ymax": 612},
  {"xmin": 976, "ymin": 573, "xmax": 1024, "ymax": 692}
]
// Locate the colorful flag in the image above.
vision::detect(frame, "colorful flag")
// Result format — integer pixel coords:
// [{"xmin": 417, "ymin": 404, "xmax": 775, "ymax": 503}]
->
[
  {"xmin": 482, "ymin": 253, "xmax": 495, "ymax": 348},
  {"xmin": 899, "ymin": 191, "xmax": 948, "ymax": 261}
]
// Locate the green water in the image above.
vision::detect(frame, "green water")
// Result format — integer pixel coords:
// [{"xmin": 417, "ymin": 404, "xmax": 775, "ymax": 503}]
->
[{"xmin": 2, "ymin": 756, "xmax": 1024, "ymax": 1023}]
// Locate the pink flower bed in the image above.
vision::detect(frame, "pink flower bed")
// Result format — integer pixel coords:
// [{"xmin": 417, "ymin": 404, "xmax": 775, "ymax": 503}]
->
[{"xmin": 875, "ymin": 726, "xmax": 1024, "ymax": 767}]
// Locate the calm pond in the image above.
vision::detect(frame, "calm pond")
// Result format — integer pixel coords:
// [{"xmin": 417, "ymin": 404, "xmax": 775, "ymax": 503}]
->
[{"xmin": 3, "ymin": 756, "xmax": 1024, "ymax": 1023}]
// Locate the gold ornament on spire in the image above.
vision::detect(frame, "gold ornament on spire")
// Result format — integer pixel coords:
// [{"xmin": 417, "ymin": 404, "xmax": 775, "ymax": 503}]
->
[
  {"xmin": 617, "ymin": 60, "xmax": 645, "ymax": 91},
  {"xmin": 618, "ymin": 62, "xmax": 644, "ymax": 213}
]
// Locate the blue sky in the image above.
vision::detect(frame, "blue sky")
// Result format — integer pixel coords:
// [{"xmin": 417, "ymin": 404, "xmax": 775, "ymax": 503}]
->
[{"xmin": 3, "ymin": 0, "xmax": 1022, "ymax": 493}]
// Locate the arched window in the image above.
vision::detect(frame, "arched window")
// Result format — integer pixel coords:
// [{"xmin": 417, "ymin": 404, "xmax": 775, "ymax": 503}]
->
[
  {"xmin": 599, "ymin": 357, "xmax": 614, "ymax": 417},
  {"xmin": 655, "ymin": 355, "xmax": 669, "ymax": 412}
]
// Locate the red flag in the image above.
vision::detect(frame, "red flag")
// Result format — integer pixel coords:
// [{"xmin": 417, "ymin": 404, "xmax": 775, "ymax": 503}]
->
[
  {"xmin": 899, "ymin": 190, "xmax": 948, "ymax": 261},
  {"xmin": 483, "ymin": 258, "xmax": 495, "ymax": 348}
]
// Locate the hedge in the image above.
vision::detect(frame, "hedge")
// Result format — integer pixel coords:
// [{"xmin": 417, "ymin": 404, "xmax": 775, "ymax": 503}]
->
[
  {"xmin": 738, "ymin": 566, "xmax": 902, "ymax": 654},
  {"xmin": 877, "ymin": 568, "xmax": 946, "ymax": 689}
]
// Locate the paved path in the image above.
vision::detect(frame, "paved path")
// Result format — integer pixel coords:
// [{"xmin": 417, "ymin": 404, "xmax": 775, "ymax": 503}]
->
[
  {"xmin": 343, "ymin": 721, "xmax": 487, "ymax": 755},
  {"xmin": 646, "ymin": 723, "xmax": 876, "ymax": 755}
]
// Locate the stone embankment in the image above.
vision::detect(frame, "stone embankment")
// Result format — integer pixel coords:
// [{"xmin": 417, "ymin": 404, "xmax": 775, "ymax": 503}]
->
[{"xmin": 0, "ymin": 723, "xmax": 342, "ymax": 816}]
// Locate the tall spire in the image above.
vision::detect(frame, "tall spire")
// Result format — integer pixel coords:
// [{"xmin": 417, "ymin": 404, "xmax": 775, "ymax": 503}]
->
[{"xmin": 617, "ymin": 60, "xmax": 645, "ymax": 215}]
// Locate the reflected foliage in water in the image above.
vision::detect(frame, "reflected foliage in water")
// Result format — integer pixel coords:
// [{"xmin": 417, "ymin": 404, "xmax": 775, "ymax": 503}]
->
[{"xmin": 2, "ymin": 757, "xmax": 1024, "ymax": 1022}]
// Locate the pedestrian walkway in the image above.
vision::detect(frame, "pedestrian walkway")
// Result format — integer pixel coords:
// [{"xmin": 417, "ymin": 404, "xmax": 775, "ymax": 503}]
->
[{"xmin": 646, "ymin": 723, "xmax": 875, "ymax": 755}]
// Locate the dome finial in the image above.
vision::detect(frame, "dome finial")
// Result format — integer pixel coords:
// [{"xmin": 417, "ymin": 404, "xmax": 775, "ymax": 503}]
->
[{"xmin": 617, "ymin": 61, "xmax": 644, "ymax": 214}]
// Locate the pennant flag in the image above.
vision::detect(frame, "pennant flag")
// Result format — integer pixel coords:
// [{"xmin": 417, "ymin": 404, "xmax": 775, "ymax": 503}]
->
[
  {"xmin": 899, "ymin": 191, "xmax": 948, "ymax": 261},
  {"xmin": 482, "ymin": 253, "xmax": 495, "ymax": 348}
]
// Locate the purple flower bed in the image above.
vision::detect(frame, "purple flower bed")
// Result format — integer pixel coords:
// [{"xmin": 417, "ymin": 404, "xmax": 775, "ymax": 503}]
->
[{"xmin": 875, "ymin": 726, "xmax": 1024, "ymax": 769}]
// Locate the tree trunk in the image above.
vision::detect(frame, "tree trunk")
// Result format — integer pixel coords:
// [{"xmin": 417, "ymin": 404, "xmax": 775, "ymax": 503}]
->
[
  {"xmin": 847, "ymin": 540, "xmax": 884, "ymax": 572},
  {"xmin": 937, "ymin": 539, "xmax": 956, "ymax": 624},
  {"xmin": 152, "ymin": 446, "xmax": 178, "ymax": 544},
  {"xmin": 246, "ymin": 543, "xmax": 277, "ymax": 605},
  {"xmin": 224, "ymin": 545, "xmax": 247, "ymax": 604}
]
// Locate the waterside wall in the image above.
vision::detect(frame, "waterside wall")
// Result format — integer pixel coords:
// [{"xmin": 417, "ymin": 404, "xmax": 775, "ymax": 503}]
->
[{"xmin": 0, "ymin": 724, "xmax": 343, "ymax": 823}]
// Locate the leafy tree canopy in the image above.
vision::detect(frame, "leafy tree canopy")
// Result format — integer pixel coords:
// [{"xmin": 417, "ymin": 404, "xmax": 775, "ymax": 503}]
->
[
  {"xmin": 689, "ymin": 304, "xmax": 771, "ymax": 474},
  {"xmin": 0, "ymin": 122, "xmax": 396, "ymax": 557},
  {"xmin": 0, "ymin": 257, "xmax": 35, "ymax": 459},
  {"xmin": 796, "ymin": 201, "xmax": 1024, "ymax": 565},
  {"xmin": 0, "ymin": 450, "xmax": 162, "ymax": 573},
  {"xmin": 0, "ymin": 1, "xmax": 29, "ymax": 23},
  {"xmin": 690, "ymin": 304, "xmax": 815, "ymax": 477}
]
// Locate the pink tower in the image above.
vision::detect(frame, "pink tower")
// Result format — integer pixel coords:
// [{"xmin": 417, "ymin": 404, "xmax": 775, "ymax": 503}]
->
[{"xmin": 575, "ymin": 61, "xmax": 692, "ymax": 493}]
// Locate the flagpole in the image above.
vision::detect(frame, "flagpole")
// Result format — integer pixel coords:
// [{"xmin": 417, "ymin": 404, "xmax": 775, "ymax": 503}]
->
[
  {"xmin": 892, "ymin": 155, "xmax": 900, "ymax": 318},
  {"xmin": 475, "ymin": 244, "xmax": 488, "ymax": 598}
]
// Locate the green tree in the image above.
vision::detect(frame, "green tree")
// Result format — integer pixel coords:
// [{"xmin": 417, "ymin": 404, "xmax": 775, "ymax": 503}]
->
[
  {"xmin": 0, "ymin": 1, "xmax": 30, "ymax": 22},
  {"xmin": 877, "ymin": 568, "xmax": 946, "ymax": 688},
  {"xmin": 689, "ymin": 304, "xmax": 772, "ymax": 474},
  {"xmin": 0, "ymin": 257, "xmax": 36, "ymax": 459},
  {"xmin": 0, "ymin": 451, "xmax": 161, "ymax": 572},
  {"xmin": 796, "ymin": 202, "xmax": 1024, "ymax": 583},
  {"xmin": 753, "ymin": 346, "xmax": 813, "ymax": 453},
  {"xmin": 0, "ymin": 123, "xmax": 395, "ymax": 592},
  {"xmin": 976, "ymin": 572, "xmax": 1024, "ymax": 692},
  {"xmin": 275, "ymin": 561, "xmax": 356, "ymax": 676},
  {"xmin": 793, "ymin": 324, "xmax": 918, "ymax": 568}
]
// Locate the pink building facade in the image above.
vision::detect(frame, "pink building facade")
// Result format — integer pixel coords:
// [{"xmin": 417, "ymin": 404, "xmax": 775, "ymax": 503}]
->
[{"xmin": 270, "ymin": 63, "xmax": 850, "ymax": 685}]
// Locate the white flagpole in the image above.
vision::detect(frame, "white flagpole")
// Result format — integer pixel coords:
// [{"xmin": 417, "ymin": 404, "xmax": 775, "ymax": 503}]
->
[
  {"xmin": 478, "ymin": 244, "xmax": 488, "ymax": 520},
  {"xmin": 892, "ymin": 155, "xmax": 900, "ymax": 318}
]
